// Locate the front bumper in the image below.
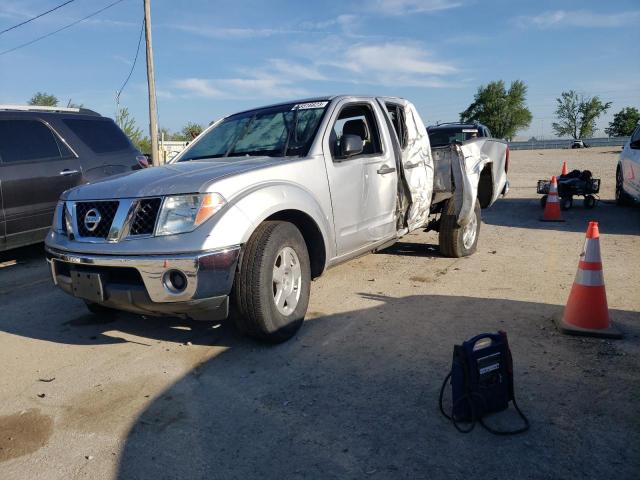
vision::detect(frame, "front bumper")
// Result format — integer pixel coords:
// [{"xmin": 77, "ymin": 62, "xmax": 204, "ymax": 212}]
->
[
  {"xmin": 502, "ymin": 179, "xmax": 510, "ymax": 196},
  {"xmin": 45, "ymin": 246, "xmax": 240, "ymax": 321}
]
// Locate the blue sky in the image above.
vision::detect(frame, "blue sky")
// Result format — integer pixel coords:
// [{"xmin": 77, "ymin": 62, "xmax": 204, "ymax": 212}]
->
[{"xmin": 1, "ymin": 0, "xmax": 639, "ymax": 139}]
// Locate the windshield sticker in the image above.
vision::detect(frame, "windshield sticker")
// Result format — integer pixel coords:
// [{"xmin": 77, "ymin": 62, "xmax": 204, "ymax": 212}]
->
[
  {"xmin": 292, "ymin": 101, "xmax": 328, "ymax": 110},
  {"xmin": 462, "ymin": 129, "xmax": 479, "ymax": 133}
]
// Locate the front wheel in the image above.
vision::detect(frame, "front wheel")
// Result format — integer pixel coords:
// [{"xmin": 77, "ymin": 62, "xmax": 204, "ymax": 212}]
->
[
  {"xmin": 233, "ymin": 221, "xmax": 311, "ymax": 343},
  {"xmin": 438, "ymin": 198, "xmax": 481, "ymax": 258},
  {"xmin": 616, "ymin": 166, "xmax": 633, "ymax": 206}
]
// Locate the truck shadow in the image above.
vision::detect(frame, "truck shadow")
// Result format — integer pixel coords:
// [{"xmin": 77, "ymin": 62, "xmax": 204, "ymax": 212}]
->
[
  {"xmin": 113, "ymin": 294, "xmax": 639, "ymax": 480},
  {"xmin": 482, "ymin": 197, "xmax": 640, "ymax": 235},
  {"xmin": 379, "ymin": 241, "xmax": 442, "ymax": 257}
]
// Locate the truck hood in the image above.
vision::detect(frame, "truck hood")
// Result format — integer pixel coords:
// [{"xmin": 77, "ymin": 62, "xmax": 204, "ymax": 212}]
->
[{"xmin": 65, "ymin": 156, "xmax": 284, "ymax": 200}]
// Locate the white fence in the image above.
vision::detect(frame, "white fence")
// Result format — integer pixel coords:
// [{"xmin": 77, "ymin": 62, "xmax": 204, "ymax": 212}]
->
[{"xmin": 508, "ymin": 137, "xmax": 630, "ymax": 150}]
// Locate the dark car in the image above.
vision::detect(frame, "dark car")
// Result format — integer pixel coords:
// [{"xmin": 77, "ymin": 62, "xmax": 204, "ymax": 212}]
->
[
  {"xmin": 0, "ymin": 105, "xmax": 147, "ymax": 251},
  {"xmin": 427, "ymin": 121, "xmax": 492, "ymax": 147}
]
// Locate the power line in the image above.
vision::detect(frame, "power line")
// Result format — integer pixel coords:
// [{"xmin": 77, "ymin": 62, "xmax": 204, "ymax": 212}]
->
[
  {"xmin": 0, "ymin": 0, "xmax": 77, "ymax": 36},
  {"xmin": 115, "ymin": 16, "xmax": 145, "ymax": 106},
  {"xmin": 0, "ymin": 0, "xmax": 127, "ymax": 57}
]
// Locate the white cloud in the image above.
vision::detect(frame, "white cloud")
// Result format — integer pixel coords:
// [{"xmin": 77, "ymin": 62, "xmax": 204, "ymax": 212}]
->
[
  {"xmin": 171, "ymin": 24, "xmax": 301, "ymax": 39},
  {"xmin": 174, "ymin": 78, "xmax": 224, "ymax": 98},
  {"xmin": 517, "ymin": 10, "xmax": 640, "ymax": 28},
  {"xmin": 170, "ymin": 40, "xmax": 459, "ymax": 100},
  {"xmin": 173, "ymin": 75, "xmax": 307, "ymax": 100},
  {"xmin": 371, "ymin": 0, "xmax": 463, "ymax": 15},
  {"xmin": 342, "ymin": 43, "xmax": 457, "ymax": 76},
  {"xmin": 267, "ymin": 59, "xmax": 327, "ymax": 81},
  {"xmin": 300, "ymin": 14, "xmax": 360, "ymax": 31}
]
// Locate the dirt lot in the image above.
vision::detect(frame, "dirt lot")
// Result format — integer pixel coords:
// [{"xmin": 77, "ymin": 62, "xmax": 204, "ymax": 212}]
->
[{"xmin": 1, "ymin": 147, "xmax": 639, "ymax": 480}]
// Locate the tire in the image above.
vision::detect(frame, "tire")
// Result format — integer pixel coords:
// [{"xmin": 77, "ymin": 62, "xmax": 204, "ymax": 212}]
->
[
  {"xmin": 438, "ymin": 198, "xmax": 481, "ymax": 258},
  {"xmin": 84, "ymin": 301, "xmax": 116, "ymax": 316},
  {"xmin": 560, "ymin": 197, "xmax": 573, "ymax": 210},
  {"xmin": 583, "ymin": 195, "xmax": 596, "ymax": 209},
  {"xmin": 616, "ymin": 166, "xmax": 633, "ymax": 206},
  {"xmin": 233, "ymin": 221, "xmax": 311, "ymax": 343},
  {"xmin": 540, "ymin": 195, "xmax": 548, "ymax": 209}
]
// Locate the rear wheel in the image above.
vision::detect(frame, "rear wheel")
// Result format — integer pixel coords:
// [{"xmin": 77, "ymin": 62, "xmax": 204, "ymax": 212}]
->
[
  {"xmin": 616, "ymin": 166, "xmax": 633, "ymax": 206},
  {"xmin": 560, "ymin": 197, "xmax": 573, "ymax": 210},
  {"xmin": 233, "ymin": 221, "xmax": 311, "ymax": 343},
  {"xmin": 583, "ymin": 195, "xmax": 596, "ymax": 209},
  {"xmin": 438, "ymin": 198, "xmax": 481, "ymax": 258}
]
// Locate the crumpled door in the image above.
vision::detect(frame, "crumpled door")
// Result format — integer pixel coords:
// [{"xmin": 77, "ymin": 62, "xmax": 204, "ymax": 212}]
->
[{"xmin": 400, "ymin": 101, "xmax": 434, "ymax": 231}]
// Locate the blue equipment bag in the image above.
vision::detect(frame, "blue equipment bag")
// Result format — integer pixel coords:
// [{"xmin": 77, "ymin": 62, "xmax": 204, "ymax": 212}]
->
[{"xmin": 439, "ymin": 331, "xmax": 529, "ymax": 435}]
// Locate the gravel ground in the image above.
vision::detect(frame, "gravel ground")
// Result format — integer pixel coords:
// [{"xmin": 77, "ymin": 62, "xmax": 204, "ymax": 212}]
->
[{"xmin": 0, "ymin": 147, "xmax": 638, "ymax": 480}]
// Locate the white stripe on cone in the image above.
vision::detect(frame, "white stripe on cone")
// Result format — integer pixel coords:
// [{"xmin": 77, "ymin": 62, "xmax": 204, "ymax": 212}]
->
[{"xmin": 574, "ymin": 269, "xmax": 605, "ymax": 286}]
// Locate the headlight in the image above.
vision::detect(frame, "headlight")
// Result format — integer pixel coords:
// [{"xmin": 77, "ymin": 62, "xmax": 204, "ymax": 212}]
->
[
  {"xmin": 155, "ymin": 193, "xmax": 226, "ymax": 236},
  {"xmin": 52, "ymin": 201, "xmax": 64, "ymax": 233}
]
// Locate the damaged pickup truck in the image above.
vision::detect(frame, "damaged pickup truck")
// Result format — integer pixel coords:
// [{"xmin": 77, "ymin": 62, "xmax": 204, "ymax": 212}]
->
[{"xmin": 45, "ymin": 95, "xmax": 508, "ymax": 342}]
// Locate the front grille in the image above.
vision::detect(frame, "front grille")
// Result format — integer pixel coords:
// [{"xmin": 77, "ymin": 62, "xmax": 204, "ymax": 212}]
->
[
  {"xmin": 75, "ymin": 201, "xmax": 119, "ymax": 238},
  {"xmin": 129, "ymin": 198, "xmax": 162, "ymax": 236}
]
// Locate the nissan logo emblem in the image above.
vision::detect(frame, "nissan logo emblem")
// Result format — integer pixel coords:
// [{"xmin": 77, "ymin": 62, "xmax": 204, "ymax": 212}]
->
[{"xmin": 84, "ymin": 208, "xmax": 102, "ymax": 232}]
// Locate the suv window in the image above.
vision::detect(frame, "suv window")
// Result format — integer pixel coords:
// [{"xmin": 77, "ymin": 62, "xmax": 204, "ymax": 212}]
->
[
  {"xmin": 331, "ymin": 103, "xmax": 382, "ymax": 158},
  {"xmin": 63, "ymin": 118, "xmax": 131, "ymax": 153},
  {"xmin": 427, "ymin": 126, "xmax": 480, "ymax": 147},
  {"xmin": 0, "ymin": 119, "xmax": 65, "ymax": 163},
  {"xmin": 631, "ymin": 126, "xmax": 640, "ymax": 149}
]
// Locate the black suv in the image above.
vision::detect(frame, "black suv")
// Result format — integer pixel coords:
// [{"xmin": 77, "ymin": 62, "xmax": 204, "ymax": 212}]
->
[
  {"xmin": 427, "ymin": 121, "xmax": 492, "ymax": 147},
  {"xmin": 0, "ymin": 105, "xmax": 147, "ymax": 251}
]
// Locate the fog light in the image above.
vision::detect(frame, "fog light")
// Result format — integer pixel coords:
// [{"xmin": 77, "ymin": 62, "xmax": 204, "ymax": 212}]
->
[{"xmin": 163, "ymin": 269, "xmax": 188, "ymax": 293}]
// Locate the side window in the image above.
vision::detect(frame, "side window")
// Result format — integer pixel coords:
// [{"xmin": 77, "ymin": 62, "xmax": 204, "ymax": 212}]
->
[
  {"xmin": 331, "ymin": 103, "xmax": 382, "ymax": 159},
  {"xmin": 63, "ymin": 119, "xmax": 131, "ymax": 153},
  {"xmin": 0, "ymin": 119, "xmax": 63, "ymax": 163},
  {"xmin": 386, "ymin": 104, "xmax": 408, "ymax": 149}
]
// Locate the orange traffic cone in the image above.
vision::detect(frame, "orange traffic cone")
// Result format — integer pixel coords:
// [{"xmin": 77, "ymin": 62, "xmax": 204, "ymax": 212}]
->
[
  {"xmin": 554, "ymin": 222, "xmax": 622, "ymax": 339},
  {"xmin": 561, "ymin": 161, "xmax": 568, "ymax": 176},
  {"xmin": 541, "ymin": 176, "xmax": 564, "ymax": 222}
]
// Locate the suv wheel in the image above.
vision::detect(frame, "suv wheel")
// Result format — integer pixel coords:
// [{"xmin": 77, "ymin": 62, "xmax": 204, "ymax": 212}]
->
[
  {"xmin": 439, "ymin": 198, "xmax": 481, "ymax": 258},
  {"xmin": 233, "ymin": 221, "xmax": 310, "ymax": 343}
]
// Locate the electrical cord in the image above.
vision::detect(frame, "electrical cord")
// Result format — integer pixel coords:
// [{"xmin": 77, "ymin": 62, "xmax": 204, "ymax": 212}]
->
[{"xmin": 115, "ymin": 16, "xmax": 145, "ymax": 105}]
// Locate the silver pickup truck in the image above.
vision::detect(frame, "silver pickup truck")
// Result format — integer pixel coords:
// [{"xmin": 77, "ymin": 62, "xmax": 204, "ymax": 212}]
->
[{"xmin": 45, "ymin": 95, "xmax": 508, "ymax": 342}]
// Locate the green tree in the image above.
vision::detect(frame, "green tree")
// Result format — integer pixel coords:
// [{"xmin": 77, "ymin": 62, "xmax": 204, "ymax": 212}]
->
[
  {"xmin": 115, "ymin": 107, "xmax": 144, "ymax": 150},
  {"xmin": 552, "ymin": 90, "xmax": 612, "ymax": 139},
  {"xmin": 460, "ymin": 80, "xmax": 532, "ymax": 140},
  {"xmin": 605, "ymin": 107, "xmax": 640, "ymax": 137},
  {"xmin": 138, "ymin": 137, "xmax": 151, "ymax": 155},
  {"xmin": 28, "ymin": 92, "xmax": 58, "ymax": 106},
  {"xmin": 181, "ymin": 122, "xmax": 203, "ymax": 140}
]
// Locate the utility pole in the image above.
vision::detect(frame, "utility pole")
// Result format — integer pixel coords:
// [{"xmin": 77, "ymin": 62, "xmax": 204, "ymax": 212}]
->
[{"xmin": 144, "ymin": 0, "xmax": 159, "ymax": 166}]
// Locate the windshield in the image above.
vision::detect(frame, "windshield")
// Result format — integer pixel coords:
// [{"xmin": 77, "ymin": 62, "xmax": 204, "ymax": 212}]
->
[
  {"xmin": 427, "ymin": 127, "xmax": 480, "ymax": 147},
  {"xmin": 178, "ymin": 101, "xmax": 328, "ymax": 162}
]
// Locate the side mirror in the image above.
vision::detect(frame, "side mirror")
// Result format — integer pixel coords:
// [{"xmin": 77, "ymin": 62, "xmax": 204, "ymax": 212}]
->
[{"xmin": 339, "ymin": 134, "xmax": 364, "ymax": 158}]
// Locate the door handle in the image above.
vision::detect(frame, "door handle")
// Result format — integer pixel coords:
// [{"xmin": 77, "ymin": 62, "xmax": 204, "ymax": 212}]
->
[
  {"xmin": 59, "ymin": 169, "xmax": 79, "ymax": 176},
  {"xmin": 376, "ymin": 165, "xmax": 396, "ymax": 175},
  {"xmin": 404, "ymin": 161, "xmax": 423, "ymax": 169}
]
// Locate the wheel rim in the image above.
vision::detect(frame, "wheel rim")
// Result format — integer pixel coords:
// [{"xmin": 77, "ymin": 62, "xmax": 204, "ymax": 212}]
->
[
  {"xmin": 272, "ymin": 246, "xmax": 302, "ymax": 316},
  {"xmin": 462, "ymin": 213, "xmax": 478, "ymax": 250}
]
